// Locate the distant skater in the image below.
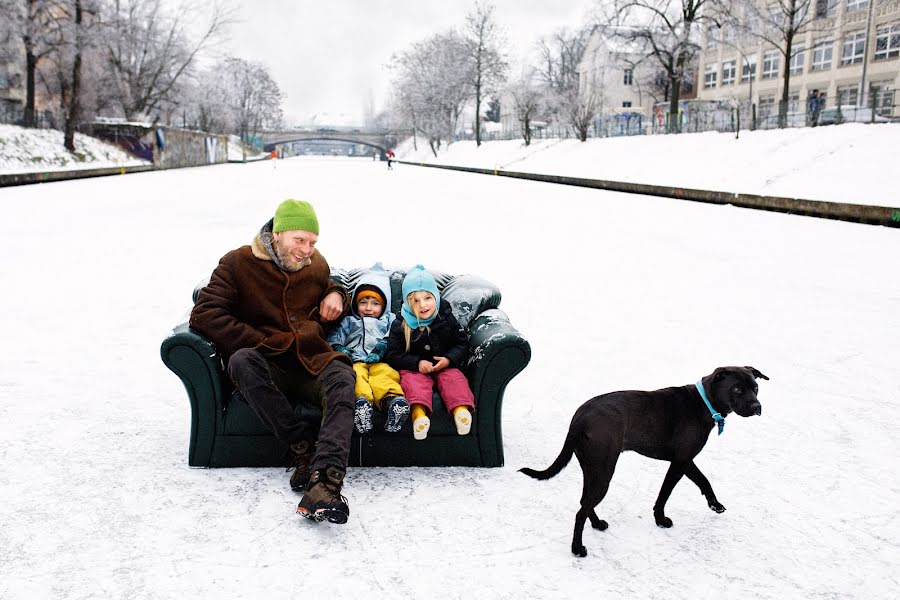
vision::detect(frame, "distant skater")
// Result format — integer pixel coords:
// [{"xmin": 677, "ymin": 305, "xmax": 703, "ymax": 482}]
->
[{"xmin": 386, "ymin": 150, "xmax": 394, "ymax": 170}]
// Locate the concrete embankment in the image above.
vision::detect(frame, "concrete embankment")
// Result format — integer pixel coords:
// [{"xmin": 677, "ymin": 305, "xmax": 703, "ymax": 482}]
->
[{"xmin": 399, "ymin": 161, "xmax": 900, "ymax": 229}]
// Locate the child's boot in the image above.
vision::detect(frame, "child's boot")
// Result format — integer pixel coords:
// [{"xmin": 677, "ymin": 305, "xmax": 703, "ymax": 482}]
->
[
  {"xmin": 354, "ymin": 398, "xmax": 373, "ymax": 434},
  {"xmin": 384, "ymin": 396, "xmax": 410, "ymax": 433},
  {"xmin": 411, "ymin": 404, "xmax": 430, "ymax": 440},
  {"xmin": 453, "ymin": 406, "xmax": 472, "ymax": 435}
]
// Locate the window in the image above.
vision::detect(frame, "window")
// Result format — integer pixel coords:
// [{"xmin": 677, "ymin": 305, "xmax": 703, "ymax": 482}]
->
[
  {"xmin": 741, "ymin": 55, "xmax": 758, "ymax": 83},
  {"xmin": 870, "ymin": 81, "xmax": 895, "ymax": 116},
  {"xmin": 758, "ymin": 96, "xmax": 776, "ymax": 118},
  {"xmin": 812, "ymin": 39, "xmax": 833, "ymax": 71},
  {"xmin": 874, "ymin": 23, "xmax": 900, "ymax": 61},
  {"xmin": 788, "ymin": 92, "xmax": 801, "ymax": 114},
  {"xmin": 622, "ymin": 101, "xmax": 632, "ymax": 108},
  {"xmin": 837, "ymin": 84, "xmax": 859, "ymax": 106},
  {"xmin": 763, "ymin": 49, "xmax": 780, "ymax": 79},
  {"xmin": 841, "ymin": 32, "xmax": 866, "ymax": 65},
  {"xmin": 815, "ymin": 0, "xmax": 837, "ymax": 17},
  {"xmin": 704, "ymin": 63, "xmax": 718, "ymax": 88},
  {"xmin": 623, "ymin": 69, "xmax": 633, "ymax": 85},
  {"xmin": 721, "ymin": 60, "xmax": 736, "ymax": 85},
  {"xmin": 846, "ymin": 0, "xmax": 868, "ymax": 11},
  {"xmin": 790, "ymin": 45, "xmax": 805, "ymax": 75},
  {"xmin": 706, "ymin": 25, "xmax": 718, "ymax": 49}
]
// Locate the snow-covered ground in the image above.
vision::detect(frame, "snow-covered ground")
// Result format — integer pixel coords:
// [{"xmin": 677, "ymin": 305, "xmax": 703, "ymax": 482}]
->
[
  {"xmin": 0, "ymin": 124, "xmax": 150, "ymax": 174},
  {"xmin": 397, "ymin": 123, "xmax": 900, "ymax": 208},
  {"xmin": 0, "ymin": 152, "xmax": 898, "ymax": 599}
]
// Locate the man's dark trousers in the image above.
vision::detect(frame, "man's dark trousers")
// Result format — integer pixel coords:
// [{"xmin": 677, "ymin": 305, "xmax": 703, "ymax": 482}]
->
[{"xmin": 228, "ymin": 348, "xmax": 356, "ymax": 471}]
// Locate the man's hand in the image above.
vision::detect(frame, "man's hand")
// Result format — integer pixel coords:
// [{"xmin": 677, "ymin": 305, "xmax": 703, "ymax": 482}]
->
[
  {"xmin": 418, "ymin": 360, "xmax": 434, "ymax": 374},
  {"xmin": 319, "ymin": 291, "xmax": 344, "ymax": 322}
]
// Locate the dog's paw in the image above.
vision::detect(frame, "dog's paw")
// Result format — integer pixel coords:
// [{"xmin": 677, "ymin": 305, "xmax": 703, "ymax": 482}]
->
[
  {"xmin": 572, "ymin": 544, "xmax": 588, "ymax": 558},
  {"xmin": 654, "ymin": 514, "xmax": 673, "ymax": 528},
  {"xmin": 708, "ymin": 500, "xmax": 726, "ymax": 514},
  {"xmin": 591, "ymin": 519, "xmax": 608, "ymax": 531}
]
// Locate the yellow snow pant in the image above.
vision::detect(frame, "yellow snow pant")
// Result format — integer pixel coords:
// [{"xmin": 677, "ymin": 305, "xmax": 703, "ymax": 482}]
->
[{"xmin": 353, "ymin": 362, "xmax": 404, "ymax": 410}]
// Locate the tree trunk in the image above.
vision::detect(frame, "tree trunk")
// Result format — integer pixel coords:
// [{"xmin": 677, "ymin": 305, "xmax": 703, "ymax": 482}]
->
[
  {"xmin": 475, "ymin": 84, "xmax": 482, "ymax": 146},
  {"xmin": 24, "ymin": 47, "xmax": 38, "ymax": 127},
  {"xmin": 668, "ymin": 52, "xmax": 685, "ymax": 134},
  {"xmin": 65, "ymin": 0, "xmax": 84, "ymax": 152},
  {"xmin": 779, "ymin": 33, "xmax": 795, "ymax": 129}
]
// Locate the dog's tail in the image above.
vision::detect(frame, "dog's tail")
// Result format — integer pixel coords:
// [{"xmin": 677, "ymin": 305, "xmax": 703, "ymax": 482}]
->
[{"xmin": 519, "ymin": 428, "xmax": 577, "ymax": 480}]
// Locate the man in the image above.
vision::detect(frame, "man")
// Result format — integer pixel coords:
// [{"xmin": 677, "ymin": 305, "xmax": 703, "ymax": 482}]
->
[
  {"xmin": 190, "ymin": 199, "xmax": 356, "ymax": 524},
  {"xmin": 808, "ymin": 89, "xmax": 821, "ymax": 127}
]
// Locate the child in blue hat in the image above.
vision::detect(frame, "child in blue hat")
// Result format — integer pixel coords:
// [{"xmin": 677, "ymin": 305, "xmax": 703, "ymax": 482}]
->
[{"xmin": 384, "ymin": 265, "xmax": 474, "ymax": 440}]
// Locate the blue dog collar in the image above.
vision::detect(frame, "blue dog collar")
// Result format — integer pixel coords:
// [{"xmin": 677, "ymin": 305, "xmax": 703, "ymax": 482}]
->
[{"xmin": 695, "ymin": 381, "xmax": 725, "ymax": 436}]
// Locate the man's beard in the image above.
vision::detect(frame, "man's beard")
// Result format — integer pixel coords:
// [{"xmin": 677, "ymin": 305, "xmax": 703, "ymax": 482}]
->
[{"xmin": 273, "ymin": 241, "xmax": 309, "ymax": 273}]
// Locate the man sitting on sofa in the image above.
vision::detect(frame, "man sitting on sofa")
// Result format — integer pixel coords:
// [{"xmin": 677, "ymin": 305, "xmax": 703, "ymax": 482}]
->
[{"xmin": 189, "ymin": 198, "xmax": 356, "ymax": 525}]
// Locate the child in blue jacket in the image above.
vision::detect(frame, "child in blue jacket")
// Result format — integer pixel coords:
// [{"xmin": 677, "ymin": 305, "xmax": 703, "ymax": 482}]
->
[{"xmin": 327, "ymin": 263, "xmax": 409, "ymax": 433}]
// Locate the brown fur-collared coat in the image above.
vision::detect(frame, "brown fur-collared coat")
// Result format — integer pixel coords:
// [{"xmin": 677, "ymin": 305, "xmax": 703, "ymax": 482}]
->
[{"xmin": 189, "ymin": 231, "xmax": 351, "ymax": 375}]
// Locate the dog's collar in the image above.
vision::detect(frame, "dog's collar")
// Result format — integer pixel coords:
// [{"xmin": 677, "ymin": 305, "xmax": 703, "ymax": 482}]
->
[{"xmin": 695, "ymin": 381, "xmax": 725, "ymax": 436}]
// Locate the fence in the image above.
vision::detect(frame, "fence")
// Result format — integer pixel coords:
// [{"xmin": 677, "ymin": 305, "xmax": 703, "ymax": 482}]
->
[
  {"xmin": 0, "ymin": 103, "xmax": 56, "ymax": 129},
  {"xmin": 671, "ymin": 85, "xmax": 897, "ymax": 134},
  {"xmin": 462, "ymin": 85, "xmax": 896, "ymax": 142}
]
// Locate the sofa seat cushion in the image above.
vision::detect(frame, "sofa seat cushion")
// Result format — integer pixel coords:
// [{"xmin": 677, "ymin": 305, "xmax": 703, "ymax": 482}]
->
[{"xmin": 223, "ymin": 390, "xmax": 324, "ymax": 436}]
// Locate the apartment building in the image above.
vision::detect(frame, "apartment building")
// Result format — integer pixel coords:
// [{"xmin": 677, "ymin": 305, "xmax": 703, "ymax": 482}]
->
[{"xmin": 696, "ymin": 0, "xmax": 900, "ymax": 121}]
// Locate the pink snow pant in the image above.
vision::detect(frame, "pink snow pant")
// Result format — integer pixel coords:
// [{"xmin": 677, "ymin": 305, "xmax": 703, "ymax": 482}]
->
[{"xmin": 399, "ymin": 368, "xmax": 475, "ymax": 414}]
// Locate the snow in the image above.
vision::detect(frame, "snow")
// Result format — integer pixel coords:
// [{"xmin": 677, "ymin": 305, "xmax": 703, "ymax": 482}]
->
[
  {"xmin": 0, "ymin": 130, "xmax": 898, "ymax": 600},
  {"xmin": 0, "ymin": 124, "xmax": 150, "ymax": 174},
  {"xmin": 396, "ymin": 123, "xmax": 900, "ymax": 208}
]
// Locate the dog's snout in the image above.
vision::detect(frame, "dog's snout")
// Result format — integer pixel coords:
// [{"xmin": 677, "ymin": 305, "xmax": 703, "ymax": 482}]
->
[{"xmin": 751, "ymin": 403, "xmax": 762, "ymax": 416}]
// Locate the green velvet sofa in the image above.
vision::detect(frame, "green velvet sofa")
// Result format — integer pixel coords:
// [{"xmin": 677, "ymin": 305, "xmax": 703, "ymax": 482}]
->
[{"xmin": 160, "ymin": 266, "xmax": 531, "ymax": 468}]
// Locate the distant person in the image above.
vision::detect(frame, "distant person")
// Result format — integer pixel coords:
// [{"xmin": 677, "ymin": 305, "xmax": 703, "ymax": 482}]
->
[
  {"xmin": 327, "ymin": 263, "xmax": 410, "ymax": 434},
  {"xmin": 808, "ymin": 90, "xmax": 821, "ymax": 127},
  {"xmin": 190, "ymin": 199, "xmax": 356, "ymax": 525},
  {"xmin": 384, "ymin": 265, "xmax": 474, "ymax": 441},
  {"xmin": 386, "ymin": 150, "xmax": 395, "ymax": 170}
]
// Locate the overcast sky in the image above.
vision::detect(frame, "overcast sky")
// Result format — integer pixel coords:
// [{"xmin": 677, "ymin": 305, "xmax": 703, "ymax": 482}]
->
[{"xmin": 227, "ymin": 0, "xmax": 597, "ymax": 126}]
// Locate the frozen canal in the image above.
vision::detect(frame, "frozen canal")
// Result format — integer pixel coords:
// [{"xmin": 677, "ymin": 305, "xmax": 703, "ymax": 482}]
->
[{"xmin": 1, "ymin": 157, "xmax": 898, "ymax": 599}]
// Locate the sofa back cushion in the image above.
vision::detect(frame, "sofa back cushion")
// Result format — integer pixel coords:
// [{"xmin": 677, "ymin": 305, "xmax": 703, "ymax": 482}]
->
[{"xmin": 194, "ymin": 266, "xmax": 502, "ymax": 330}]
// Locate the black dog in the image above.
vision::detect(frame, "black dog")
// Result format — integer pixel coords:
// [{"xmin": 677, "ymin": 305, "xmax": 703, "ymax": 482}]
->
[{"xmin": 520, "ymin": 366, "xmax": 767, "ymax": 557}]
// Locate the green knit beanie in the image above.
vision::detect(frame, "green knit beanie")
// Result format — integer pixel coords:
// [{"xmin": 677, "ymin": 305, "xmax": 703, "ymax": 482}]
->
[{"xmin": 273, "ymin": 199, "xmax": 319, "ymax": 234}]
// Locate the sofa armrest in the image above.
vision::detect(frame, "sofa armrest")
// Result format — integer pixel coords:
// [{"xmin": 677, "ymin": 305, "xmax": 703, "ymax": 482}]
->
[
  {"xmin": 160, "ymin": 323, "xmax": 227, "ymax": 467},
  {"xmin": 467, "ymin": 308, "xmax": 531, "ymax": 466}
]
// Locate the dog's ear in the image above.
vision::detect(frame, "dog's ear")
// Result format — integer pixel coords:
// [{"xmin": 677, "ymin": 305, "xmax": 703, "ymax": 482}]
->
[{"xmin": 744, "ymin": 366, "xmax": 769, "ymax": 380}]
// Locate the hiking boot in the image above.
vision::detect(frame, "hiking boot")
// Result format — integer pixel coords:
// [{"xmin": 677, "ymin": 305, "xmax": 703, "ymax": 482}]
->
[
  {"xmin": 296, "ymin": 466, "xmax": 350, "ymax": 524},
  {"xmin": 384, "ymin": 396, "xmax": 410, "ymax": 433},
  {"xmin": 288, "ymin": 439, "xmax": 314, "ymax": 491},
  {"xmin": 354, "ymin": 398, "xmax": 373, "ymax": 434}
]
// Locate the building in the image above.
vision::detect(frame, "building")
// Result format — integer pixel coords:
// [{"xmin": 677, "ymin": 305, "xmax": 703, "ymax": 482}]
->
[
  {"xmin": 696, "ymin": 0, "xmax": 900, "ymax": 122},
  {"xmin": 576, "ymin": 27, "xmax": 666, "ymax": 135}
]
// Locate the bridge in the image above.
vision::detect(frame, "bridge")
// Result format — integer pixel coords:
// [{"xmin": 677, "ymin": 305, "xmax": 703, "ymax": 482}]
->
[{"xmin": 260, "ymin": 127, "xmax": 406, "ymax": 157}]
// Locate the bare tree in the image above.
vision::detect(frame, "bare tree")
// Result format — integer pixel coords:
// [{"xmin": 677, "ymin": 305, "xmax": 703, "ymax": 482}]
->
[
  {"xmin": 535, "ymin": 26, "xmax": 592, "ymax": 96},
  {"xmin": 608, "ymin": 0, "xmax": 721, "ymax": 133},
  {"xmin": 391, "ymin": 31, "xmax": 473, "ymax": 156},
  {"xmin": 507, "ymin": 70, "xmax": 544, "ymax": 146},
  {"xmin": 723, "ymin": 0, "xmax": 827, "ymax": 127},
  {"xmin": 566, "ymin": 79, "xmax": 602, "ymax": 141},
  {"xmin": 224, "ymin": 57, "xmax": 283, "ymax": 143},
  {"xmin": 463, "ymin": 0, "xmax": 508, "ymax": 146},
  {"xmin": 104, "ymin": 0, "xmax": 231, "ymax": 121},
  {"xmin": 1, "ymin": 0, "xmax": 64, "ymax": 127}
]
